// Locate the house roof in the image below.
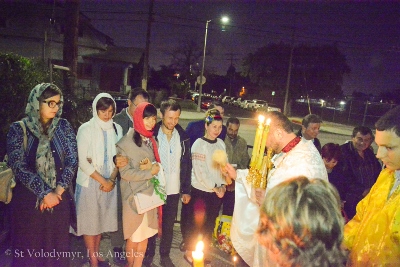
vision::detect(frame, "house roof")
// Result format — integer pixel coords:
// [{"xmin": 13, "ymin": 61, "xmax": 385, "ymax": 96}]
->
[{"xmin": 83, "ymin": 47, "xmax": 144, "ymax": 64}]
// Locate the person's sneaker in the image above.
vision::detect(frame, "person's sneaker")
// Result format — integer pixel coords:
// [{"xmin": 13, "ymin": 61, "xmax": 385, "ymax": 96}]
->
[
  {"xmin": 160, "ymin": 256, "xmax": 176, "ymax": 267},
  {"xmin": 112, "ymin": 247, "xmax": 126, "ymax": 266},
  {"xmin": 142, "ymin": 256, "xmax": 154, "ymax": 267}
]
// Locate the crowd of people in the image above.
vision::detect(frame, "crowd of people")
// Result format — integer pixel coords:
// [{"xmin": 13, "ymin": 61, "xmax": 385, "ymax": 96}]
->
[{"xmin": 5, "ymin": 83, "xmax": 400, "ymax": 267}]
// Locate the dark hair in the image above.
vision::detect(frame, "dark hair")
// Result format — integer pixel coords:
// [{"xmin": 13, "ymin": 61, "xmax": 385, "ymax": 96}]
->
[
  {"xmin": 133, "ymin": 104, "xmax": 158, "ymax": 147},
  {"xmin": 128, "ymin": 87, "xmax": 150, "ymax": 102},
  {"xmin": 267, "ymin": 111, "xmax": 293, "ymax": 133},
  {"xmin": 321, "ymin": 143, "xmax": 341, "ymax": 162},
  {"xmin": 226, "ymin": 117, "xmax": 240, "ymax": 127},
  {"xmin": 352, "ymin": 126, "xmax": 373, "ymax": 138},
  {"xmin": 38, "ymin": 84, "xmax": 62, "ymax": 101},
  {"xmin": 160, "ymin": 99, "xmax": 181, "ymax": 115},
  {"xmin": 375, "ymin": 106, "xmax": 400, "ymax": 137},
  {"xmin": 96, "ymin": 97, "xmax": 116, "ymax": 116},
  {"xmin": 302, "ymin": 114, "xmax": 322, "ymax": 128}
]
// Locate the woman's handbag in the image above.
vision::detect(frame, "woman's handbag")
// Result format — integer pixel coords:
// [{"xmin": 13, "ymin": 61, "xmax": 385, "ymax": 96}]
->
[
  {"xmin": 0, "ymin": 121, "xmax": 27, "ymax": 204},
  {"xmin": 133, "ymin": 163, "xmax": 167, "ymax": 214}
]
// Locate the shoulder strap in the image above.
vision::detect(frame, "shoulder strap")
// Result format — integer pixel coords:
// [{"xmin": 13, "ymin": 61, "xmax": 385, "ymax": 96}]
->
[
  {"xmin": 18, "ymin": 121, "xmax": 27, "ymax": 151},
  {"xmin": 113, "ymin": 122, "xmax": 118, "ymax": 136}
]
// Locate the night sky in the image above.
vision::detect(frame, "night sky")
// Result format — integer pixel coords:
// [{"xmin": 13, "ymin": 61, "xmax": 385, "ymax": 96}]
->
[{"xmin": 81, "ymin": 0, "xmax": 400, "ymax": 96}]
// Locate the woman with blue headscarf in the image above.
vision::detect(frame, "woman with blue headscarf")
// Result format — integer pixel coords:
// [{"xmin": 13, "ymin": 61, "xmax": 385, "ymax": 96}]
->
[{"xmin": 6, "ymin": 83, "xmax": 78, "ymax": 267}]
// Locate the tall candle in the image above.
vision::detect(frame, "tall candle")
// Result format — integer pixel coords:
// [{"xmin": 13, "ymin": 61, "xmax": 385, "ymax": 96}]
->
[
  {"xmin": 192, "ymin": 241, "xmax": 204, "ymax": 267},
  {"xmin": 256, "ymin": 118, "xmax": 271, "ymax": 170},
  {"xmin": 250, "ymin": 115, "xmax": 265, "ymax": 167}
]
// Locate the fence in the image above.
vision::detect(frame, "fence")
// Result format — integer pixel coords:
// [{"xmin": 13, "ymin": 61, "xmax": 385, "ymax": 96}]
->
[{"xmin": 262, "ymin": 96, "xmax": 398, "ymax": 128}]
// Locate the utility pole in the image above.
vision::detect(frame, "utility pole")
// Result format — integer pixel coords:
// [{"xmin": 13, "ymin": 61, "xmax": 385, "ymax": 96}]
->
[
  {"xmin": 283, "ymin": 29, "xmax": 295, "ymax": 116},
  {"xmin": 225, "ymin": 52, "xmax": 239, "ymax": 96},
  {"xmin": 142, "ymin": 0, "xmax": 154, "ymax": 90},
  {"xmin": 63, "ymin": 0, "xmax": 79, "ymax": 94}
]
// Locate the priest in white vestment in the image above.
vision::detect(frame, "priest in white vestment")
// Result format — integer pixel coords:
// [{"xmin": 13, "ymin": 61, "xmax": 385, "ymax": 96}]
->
[{"xmin": 224, "ymin": 111, "xmax": 328, "ymax": 266}]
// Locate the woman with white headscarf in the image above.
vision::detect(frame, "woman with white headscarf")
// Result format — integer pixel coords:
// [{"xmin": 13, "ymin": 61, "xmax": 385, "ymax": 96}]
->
[
  {"xmin": 6, "ymin": 83, "xmax": 78, "ymax": 267},
  {"xmin": 74, "ymin": 93, "xmax": 123, "ymax": 267}
]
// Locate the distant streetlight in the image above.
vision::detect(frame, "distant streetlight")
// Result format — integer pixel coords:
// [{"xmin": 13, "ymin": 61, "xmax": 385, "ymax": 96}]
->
[{"xmin": 197, "ymin": 16, "xmax": 229, "ymax": 112}]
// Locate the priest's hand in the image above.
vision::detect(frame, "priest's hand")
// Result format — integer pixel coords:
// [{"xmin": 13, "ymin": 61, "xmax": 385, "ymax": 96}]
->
[
  {"xmin": 255, "ymin": 188, "xmax": 266, "ymax": 206},
  {"xmin": 222, "ymin": 163, "xmax": 237, "ymax": 180}
]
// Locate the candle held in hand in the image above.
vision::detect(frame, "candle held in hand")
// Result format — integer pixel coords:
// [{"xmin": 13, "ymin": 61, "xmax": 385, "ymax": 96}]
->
[
  {"xmin": 250, "ymin": 115, "xmax": 265, "ymax": 167},
  {"xmin": 192, "ymin": 241, "xmax": 204, "ymax": 267},
  {"xmin": 256, "ymin": 118, "xmax": 271, "ymax": 169}
]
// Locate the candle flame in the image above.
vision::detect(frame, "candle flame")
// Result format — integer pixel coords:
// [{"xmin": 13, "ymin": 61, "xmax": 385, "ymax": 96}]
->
[
  {"xmin": 233, "ymin": 255, "xmax": 237, "ymax": 262},
  {"xmin": 195, "ymin": 240, "xmax": 204, "ymax": 252},
  {"xmin": 266, "ymin": 118, "xmax": 271, "ymax": 125},
  {"xmin": 258, "ymin": 115, "xmax": 265, "ymax": 124}
]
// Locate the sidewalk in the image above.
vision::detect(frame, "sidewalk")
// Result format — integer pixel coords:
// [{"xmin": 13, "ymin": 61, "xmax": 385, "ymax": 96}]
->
[{"xmin": 0, "ymin": 203, "xmax": 247, "ymax": 267}]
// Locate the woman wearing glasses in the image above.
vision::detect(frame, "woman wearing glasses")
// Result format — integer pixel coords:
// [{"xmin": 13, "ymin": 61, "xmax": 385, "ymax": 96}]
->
[
  {"xmin": 73, "ymin": 93, "xmax": 123, "ymax": 267},
  {"xmin": 6, "ymin": 83, "xmax": 78, "ymax": 267}
]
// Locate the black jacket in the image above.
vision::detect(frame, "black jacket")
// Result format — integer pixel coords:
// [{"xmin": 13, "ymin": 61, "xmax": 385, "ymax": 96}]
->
[{"xmin": 153, "ymin": 122, "xmax": 192, "ymax": 195}]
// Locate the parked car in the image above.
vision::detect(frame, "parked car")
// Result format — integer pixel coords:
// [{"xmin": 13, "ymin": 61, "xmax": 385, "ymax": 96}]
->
[
  {"xmin": 228, "ymin": 97, "xmax": 237, "ymax": 105},
  {"xmin": 248, "ymin": 100, "xmax": 267, "ymax": 111},
  {"xmin": 256, "ymin": 103, "xmax": 282, "ymax": 113},
  {"xmin": 222, "ymin": 96, "xmax": 232, "ymax": 103},
  {"xmin": 114, "ymin": 98, "xmax": 128, "ymax": 113},
  {"xmin": 232, "ymin": 97, "xmax": 242, "ymax": 107},
  {"xmin": 240, "ymin": 100, "xmax": 251, "ymax": 109},
  {"xmin": 267, "ymin": 104, "xmax": 282, "ymax": 112},
  {"xmin": 200, "ymin": 96, "xmax": 214, "ymax": 109}
]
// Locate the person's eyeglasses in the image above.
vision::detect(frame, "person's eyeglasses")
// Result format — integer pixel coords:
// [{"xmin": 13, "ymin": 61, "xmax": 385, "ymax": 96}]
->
[{"xmin": 42, "ymin": 100, "xmax": 63, "ymax": 108}]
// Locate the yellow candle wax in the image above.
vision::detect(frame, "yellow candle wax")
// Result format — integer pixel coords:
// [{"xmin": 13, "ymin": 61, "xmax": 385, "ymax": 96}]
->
[
  {"xmin": 250, "ymin": 115, "xmax": 265, "ymax": 167},
  {"xmin": 192, "ymin": 241, "xmax": 204, "ymax": 267},
  {"xmin": 256, "ymin": 118, "xmax": 271, "ymax": 170}
]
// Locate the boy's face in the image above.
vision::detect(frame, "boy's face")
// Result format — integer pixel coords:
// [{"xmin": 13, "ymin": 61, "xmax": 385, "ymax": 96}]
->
[{"xmin": 375, "ymin": 130, "xmax": 400, "ymax": 171}]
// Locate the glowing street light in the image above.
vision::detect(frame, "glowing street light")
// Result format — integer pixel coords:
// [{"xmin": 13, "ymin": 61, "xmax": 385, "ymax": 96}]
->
[{"xmin": 197, "ymin": 16, "xmax": 229, "ymax": 112}]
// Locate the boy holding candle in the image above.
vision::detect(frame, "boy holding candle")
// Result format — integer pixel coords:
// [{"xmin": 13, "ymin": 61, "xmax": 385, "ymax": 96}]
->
[{"xmin": 223, "ymin": 111, "xmax": 328, "ymax": 267}]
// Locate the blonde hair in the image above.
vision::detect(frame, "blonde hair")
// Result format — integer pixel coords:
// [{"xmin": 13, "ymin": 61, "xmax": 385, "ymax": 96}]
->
[{"xmin": 257, "ymin": 177, "xmax": 347, "ymax": 267}]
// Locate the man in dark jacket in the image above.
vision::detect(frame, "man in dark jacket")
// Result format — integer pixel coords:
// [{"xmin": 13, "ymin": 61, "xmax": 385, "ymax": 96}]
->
[
  {"xmin": 114, "ymin": 87, "xmax": 150, "ymax": 134},
  {"xmin": 297, "ymin": 114, "xmax": 322, "ymax": 153},
  {"xmin": 144, "ymin": 99, "xmax": 192, "ymax": 267},
  {"xmin": 338, "ymin": 126, "xmax": 382, "ymax": 219}
]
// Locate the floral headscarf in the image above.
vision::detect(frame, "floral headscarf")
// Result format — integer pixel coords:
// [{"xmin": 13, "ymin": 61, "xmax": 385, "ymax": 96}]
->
[
  {"xmin": 133, "ymin": 102, "xmax": 161, "ymax": 163},
  {"xmin": 22, "ymin": 83, "xmax": 63, "ymax": 191}
]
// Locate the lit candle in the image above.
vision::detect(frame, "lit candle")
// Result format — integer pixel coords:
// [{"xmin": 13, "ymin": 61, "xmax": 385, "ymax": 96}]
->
[
  {"xmin": 256, "ymin": 118, "xmax": 271, "ymax": 170},
  {"xmin": 250, "ymin": 115, "xmax": 265, "ymax": 167},
  {"xmin": 233, "ymin": 255, "xmax": 238, "ymax": 267},
  {"xmin": 192, "ymin": 241, "xmax": 204, "ymax": 267}
]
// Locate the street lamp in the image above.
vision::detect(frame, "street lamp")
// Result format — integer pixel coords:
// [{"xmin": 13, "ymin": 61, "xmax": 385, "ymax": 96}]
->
[{"xmin": 197, "ymin": 16, "xmax": 229, "ymax": 112}]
